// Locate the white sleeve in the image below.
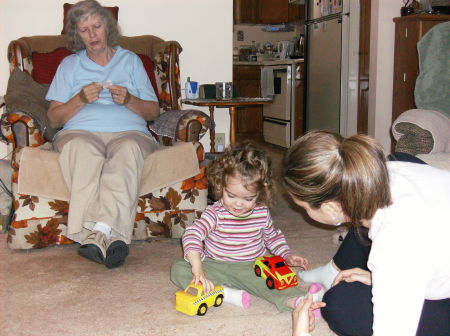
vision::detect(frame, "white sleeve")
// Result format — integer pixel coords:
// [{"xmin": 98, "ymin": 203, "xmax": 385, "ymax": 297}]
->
[{"xmin": 369, "ymin": 203, "xmax": 429, "ymax": 336}]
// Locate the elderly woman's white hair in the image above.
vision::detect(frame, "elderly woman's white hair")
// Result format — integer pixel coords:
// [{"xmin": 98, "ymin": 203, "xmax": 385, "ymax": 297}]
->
[{"xmin": 65, "ymin": 0, "xmax": 120, "ymax": 52}]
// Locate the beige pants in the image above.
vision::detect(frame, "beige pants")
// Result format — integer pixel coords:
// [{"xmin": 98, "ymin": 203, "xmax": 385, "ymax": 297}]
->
[{"xmin": 53, "ymin": 130, "xmax": 158, "ymax": 244}]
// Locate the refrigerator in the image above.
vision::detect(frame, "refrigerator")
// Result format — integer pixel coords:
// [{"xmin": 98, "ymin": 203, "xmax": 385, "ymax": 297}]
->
[{"xmin": 305, "ymin": 0, "xmax": 360, "ymax": 136}]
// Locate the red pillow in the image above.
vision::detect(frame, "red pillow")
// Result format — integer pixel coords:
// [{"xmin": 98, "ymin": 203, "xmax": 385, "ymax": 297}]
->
[
  {"xmin": 31, "ymin": 48, "xmax": 74, "ymax": 84},
  {"xmin": 137, "ymin": 54, "xmax": 160, "ymax": 100},
  {"xmin": 61, "ymin": 3, "xmax": 119, "ymax": 34}
]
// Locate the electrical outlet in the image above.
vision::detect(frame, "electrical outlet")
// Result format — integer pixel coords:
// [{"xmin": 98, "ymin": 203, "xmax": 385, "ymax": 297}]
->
[{"xmin": 215, "ymin": 133, "xmax": 226, "ymax": 152}]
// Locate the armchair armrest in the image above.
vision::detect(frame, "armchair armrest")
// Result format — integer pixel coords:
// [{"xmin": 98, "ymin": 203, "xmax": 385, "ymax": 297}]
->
[
  {"xmin": 8, "ymin": 35, "xmax": 68, "ymax": 72},
  {"xmin": 1, "ymin": 111, "xmax": 46, "ymax": 150},
  {"xmin": 149, "ymin": 109, "xmax": 212, "ymax": 144},
  {"xmin": 392, "ymin": 109, "xmax": 450, "ymax": 155}
]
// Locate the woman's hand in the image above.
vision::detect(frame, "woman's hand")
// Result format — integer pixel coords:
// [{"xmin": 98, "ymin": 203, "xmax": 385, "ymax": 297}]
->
[
  {"xmin": 332, "ymin": 267, "xmax": 372, "ymax": 286},
  {"xmin": 108, "ymin": 84, "xmax": 131, "ymax": 105},
  {"xmin": 79, "ymin": 82, "xmax": 103, "ymax": 104},
  {"xmin": 292, "ymin": 295, "xmax": 326, "ymax": 336},
  {"xmin": 286, "ymin": 255, "xmax": 310, "ymax": 270},
  {"xmin": 106, "ymin": 83, "xmax": 159, "ymax": 120}
]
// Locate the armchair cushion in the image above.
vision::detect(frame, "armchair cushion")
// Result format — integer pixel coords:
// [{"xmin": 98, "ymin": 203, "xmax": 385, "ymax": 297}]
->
[
  {"xmin": 17, "ymin": 142, "xmax": 200, "ymax": 202},
  {"xmin": 4, "ymin": 68, "xmax": 59, "ymax": 141},
  {"xmin": 31, "ymin": 47, "xmax": 73, "ymax": 84},
  {"xmin": 137, "ymin": 54, "xmax": 159, "ymax": 98}
]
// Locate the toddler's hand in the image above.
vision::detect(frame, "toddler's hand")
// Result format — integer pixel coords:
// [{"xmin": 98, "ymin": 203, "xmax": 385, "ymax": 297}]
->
[
  {"xmin": 191, "ymin": 268, "xmax": 215, "ymax": 294},
  {"xmin": 286, "ymin": 255, "xmax": 310, "ymax": 270}
]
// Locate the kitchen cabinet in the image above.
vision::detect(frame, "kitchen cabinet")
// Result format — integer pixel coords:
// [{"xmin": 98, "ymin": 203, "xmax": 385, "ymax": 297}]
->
[
  {"xmin": 234, "ymin": 0, "xmax": 259, "ymax": 24},
  {"xmin": 392, "ymin": 14, "xmax": 450, "ymax": 125},
  {"xmin": 233, "ymin": 65, "xmax": 263, "ymax": 135},
  {"xmin": 259, "ymin": 0, "xmax": 304, "ymax": 24},
  {"xmin": 234, "ymin": 0, "xmax": 304, "ymax": 24}
]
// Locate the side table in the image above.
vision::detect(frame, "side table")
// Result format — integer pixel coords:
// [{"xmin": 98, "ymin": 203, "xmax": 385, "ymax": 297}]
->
[{"xmin": 182, "ymin": 98, "xmax": 272, "ymax": 153}]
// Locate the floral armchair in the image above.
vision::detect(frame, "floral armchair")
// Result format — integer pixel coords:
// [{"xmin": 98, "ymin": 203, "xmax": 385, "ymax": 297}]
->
[{"xmin": 1, "ymin": 34, "xmax": 210, "ymax": 249}]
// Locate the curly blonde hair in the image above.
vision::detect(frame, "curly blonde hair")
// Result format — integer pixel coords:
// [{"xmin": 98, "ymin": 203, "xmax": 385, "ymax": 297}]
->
[
  {"xmin": 208, "ymin": 142, "xmax": 274, "ymax": 206},
  {"xmin": 65, "ymin": 0, "xmax": 120, "ymax": 52}
]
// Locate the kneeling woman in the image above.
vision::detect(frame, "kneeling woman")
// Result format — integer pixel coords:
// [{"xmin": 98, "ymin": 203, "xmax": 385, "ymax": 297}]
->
[{"xmin": 283, "ymin": 130, "xmax": 450, "ymax": 336}]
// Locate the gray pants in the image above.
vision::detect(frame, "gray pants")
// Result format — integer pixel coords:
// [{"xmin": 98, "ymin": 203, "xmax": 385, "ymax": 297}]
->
[
  {"xmin": 53, "ymin": 130, "xmax": 157, "ymax": 244},
  {"xmin": 171, "ymin": 257, "xmax": 306, "ymax": 312}
]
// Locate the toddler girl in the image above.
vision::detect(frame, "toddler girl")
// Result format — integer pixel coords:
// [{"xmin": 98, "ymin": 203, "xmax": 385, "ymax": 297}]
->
[{"xmin": 171, "ymin": 142, "xmax": 311, "ymax": 312}]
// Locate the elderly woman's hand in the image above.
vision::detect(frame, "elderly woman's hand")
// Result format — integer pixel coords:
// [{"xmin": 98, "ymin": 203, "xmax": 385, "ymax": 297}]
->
[
  {"xmin": 79, "ymin": 83, "xmax": 103, "ymax": 104},
  {"xmin": 108, "ymin": 84, "xmax": 131, "ymax": 105}
]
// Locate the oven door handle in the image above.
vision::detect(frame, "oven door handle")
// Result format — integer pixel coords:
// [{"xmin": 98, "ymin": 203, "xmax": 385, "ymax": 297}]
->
[{"xmin": 264, "ymin": 118, "xmax": 289, "ymax": 126}]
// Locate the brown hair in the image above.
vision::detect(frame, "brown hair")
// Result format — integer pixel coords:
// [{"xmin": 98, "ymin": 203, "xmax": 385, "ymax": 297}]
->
[
  {"xmin": 283, "ymin": 130, "xmax": 392, "ymax": 226},
  {"xmin": 208, "ymin": 142, "xmax": 274, "ymax": 206},
  {"xmin": 65, "ymin": 0, "xmax": 120, "ymax": 52}
]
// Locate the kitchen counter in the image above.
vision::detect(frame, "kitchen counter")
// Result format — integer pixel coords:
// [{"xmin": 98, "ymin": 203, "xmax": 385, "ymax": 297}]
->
[{"xmin": 234, "ymin": 58, "xmax": 304, "ymax": 66}]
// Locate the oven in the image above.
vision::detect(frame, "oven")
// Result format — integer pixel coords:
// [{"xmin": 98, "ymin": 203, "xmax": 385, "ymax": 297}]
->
[{"xmin": 262, "ymin": 64, "xmax": 296, "ymax": 148}]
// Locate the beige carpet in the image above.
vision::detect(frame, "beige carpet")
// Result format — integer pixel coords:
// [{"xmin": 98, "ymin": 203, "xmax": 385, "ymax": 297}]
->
[{"xmin": 0, "ymin": 145, "xmax": 339, "ymax": 336}]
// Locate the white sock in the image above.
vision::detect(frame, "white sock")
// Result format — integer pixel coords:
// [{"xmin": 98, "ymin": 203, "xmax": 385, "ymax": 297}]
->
[
  {"xmin": 298, "ymin": 260, "xmax": 339, "ymax": 290},
  {"xmin": 93, "ymin": 222, "xmax": 112, "ymax": 239},
  {"xmin": 223, "ymin": 286, "xmax": 251, "ymax": 309}
]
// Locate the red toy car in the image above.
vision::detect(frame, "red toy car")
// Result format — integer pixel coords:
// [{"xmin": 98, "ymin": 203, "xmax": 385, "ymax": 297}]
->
[{"xmin": 254, "ymin": 255, "xmax": 299, "ymax": 290}]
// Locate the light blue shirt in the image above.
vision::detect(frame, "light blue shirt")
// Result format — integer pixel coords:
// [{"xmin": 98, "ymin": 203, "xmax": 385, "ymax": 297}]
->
[{"xmin": 46, "ymin": 46, "xmax": 157, "ymax": 135}]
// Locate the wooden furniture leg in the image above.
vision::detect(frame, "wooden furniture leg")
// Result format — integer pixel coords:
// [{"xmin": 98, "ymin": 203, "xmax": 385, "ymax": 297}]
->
[
  {"xmin": 209, "ymin": 105, "xmax": 216, "ymax": 153},
  {"xmin": 229, "ymin": 106, "xmax": 236, "ymax": 145}
]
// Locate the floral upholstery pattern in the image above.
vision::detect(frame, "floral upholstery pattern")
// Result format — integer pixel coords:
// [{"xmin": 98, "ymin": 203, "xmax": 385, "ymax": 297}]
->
[
  {"xmin": 153, "ymin": 44, "xmax": 182, "ymax": 112},
  {"xmin": 6, "ymin": 142, "xmax": 207, "ymax": 249},
  {"xmin": 177, "ymin": 113, "xmax": 210, "ymax": 142},
  {"xmin": 0, "ymin": 111, "xmax": 45, "ymax": 148},
  {"xmin": 2, "ymin": 35, "xmax": 210, "ymax": 249}
]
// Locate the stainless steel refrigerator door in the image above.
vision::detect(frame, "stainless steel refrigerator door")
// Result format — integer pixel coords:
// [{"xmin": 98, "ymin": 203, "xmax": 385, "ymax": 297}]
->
[{"xmin": 306, "ymin": 17, "xmax": 342, "ymax": 132}]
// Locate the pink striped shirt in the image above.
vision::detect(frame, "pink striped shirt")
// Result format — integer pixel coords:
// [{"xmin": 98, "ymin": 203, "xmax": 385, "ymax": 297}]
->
[{"xmin": 182, "ymin": 201, "xmax": 293, "ymax": 262}]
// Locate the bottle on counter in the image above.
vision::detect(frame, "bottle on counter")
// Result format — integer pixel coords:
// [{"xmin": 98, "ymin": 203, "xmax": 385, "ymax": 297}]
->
[{"xmin": 185, "ymin": 77, "xmax": 199, "ymax": 99}]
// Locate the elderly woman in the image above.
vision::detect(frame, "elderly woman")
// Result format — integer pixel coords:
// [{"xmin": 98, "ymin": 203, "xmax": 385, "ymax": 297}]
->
[{"xmin": 46, "ymin": 0, "xmax": 160, "ymax": 268}]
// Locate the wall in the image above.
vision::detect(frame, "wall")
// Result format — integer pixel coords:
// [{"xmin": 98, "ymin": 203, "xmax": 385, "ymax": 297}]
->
[
  {"xmin": 368, "ymin": 0, "xmax": 404, "ymax": 152},
  {"xmin": 0, "ymin": 0, "xmax": 233, "ymax": 157}
]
